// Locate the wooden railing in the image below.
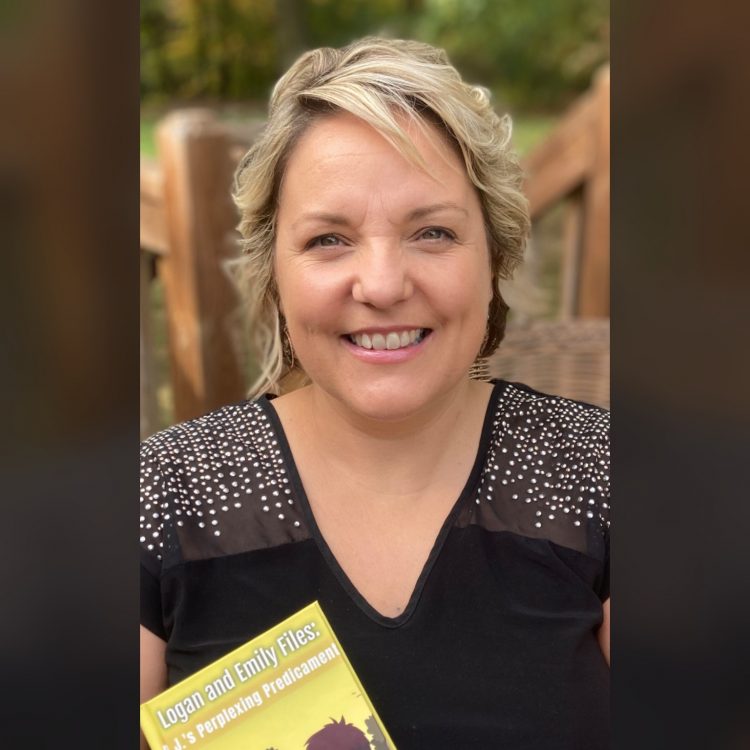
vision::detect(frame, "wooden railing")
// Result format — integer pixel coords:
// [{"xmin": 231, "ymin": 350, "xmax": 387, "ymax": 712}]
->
[
  {"xmin": 140, "ymin": 68, "xmax": 609, "ymax": 435},
  {"xmin": 523, "ymin": 66, "xmax": 609, "ymax": 318}
]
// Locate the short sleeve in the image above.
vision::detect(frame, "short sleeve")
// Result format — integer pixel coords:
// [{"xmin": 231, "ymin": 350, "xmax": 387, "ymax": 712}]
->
[
  {"xmin": 140, "ymin": 560, "xmax": 166, "ymax": 639},
  {"xmin": 139, "ymin": 439, "xmax": 167, "ymax": 639},
  {"xmin": 587, "ymin": 409, "xmax": 610, "ymax": 602},
  {"xmin": 597, "ymin": 532, "xmax": 610, "ymax": 602}
]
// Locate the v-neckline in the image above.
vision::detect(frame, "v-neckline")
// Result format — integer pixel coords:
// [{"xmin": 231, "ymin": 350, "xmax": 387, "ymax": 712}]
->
[{"xmin": 260, "ymin": 381, "xmax": 505, "ymax": 628}]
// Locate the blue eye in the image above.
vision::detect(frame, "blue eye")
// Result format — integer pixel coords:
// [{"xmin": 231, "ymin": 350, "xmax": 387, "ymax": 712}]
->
[
  {"xmin": 306, "ymin": 234, "xmax": 343, "ymax": 250},
  {"xmin": 418, "ymin": 227, "xmax": 455, "ymax": 242}
]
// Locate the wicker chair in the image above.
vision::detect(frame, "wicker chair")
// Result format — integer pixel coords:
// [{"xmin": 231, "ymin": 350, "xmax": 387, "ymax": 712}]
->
[{"xmin": 487, "ymin": 318, "xmax": 610, "ymax": 409}]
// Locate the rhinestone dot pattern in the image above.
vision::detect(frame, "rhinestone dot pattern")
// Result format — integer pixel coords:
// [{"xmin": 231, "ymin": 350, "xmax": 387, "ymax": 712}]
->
[
  {"xmin": 140, "ymin": 399, "xmax": 308, "ymax": 568},
  {"xmin": 140, "ymin": 383, "xmax": 609, "ymax": 571},
  {"xmin": 460, "ymin": 383, "xmax": 610, "ymax": 558}
]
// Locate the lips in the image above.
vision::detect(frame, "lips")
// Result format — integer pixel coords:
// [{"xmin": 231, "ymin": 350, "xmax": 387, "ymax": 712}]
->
[{"xmin": 346, "ymin": 328, "xmax": 428, "ymax": 351}]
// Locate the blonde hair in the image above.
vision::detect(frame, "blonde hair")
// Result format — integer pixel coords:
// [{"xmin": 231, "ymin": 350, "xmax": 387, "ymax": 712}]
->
[{"xmin": 233, "ymin": 37, "xmax": 530, "ymax": 399}]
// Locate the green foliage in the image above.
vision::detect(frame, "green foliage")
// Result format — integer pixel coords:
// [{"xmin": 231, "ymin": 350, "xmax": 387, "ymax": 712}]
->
[
  {"xmin": 507, "ymin": 114, "xmax": 555, "ymax": 157},
  {"xmin": 140, "ymin": 112, "xmax": 159, "ymax": 159},
  {"xmin": 412, "ymin": 0, "xmax": 609, "ymax": 109},
  {"xmin": 140, "ymin": 0, "xmax": 608, "ymax": 111},
  {"xmin": 141, "ymin": 0, "xmax": 279, "ymax": 100}
]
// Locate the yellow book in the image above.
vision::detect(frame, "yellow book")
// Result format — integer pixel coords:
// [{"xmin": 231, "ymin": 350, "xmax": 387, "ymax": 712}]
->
[{"xmin": 140, "ymin": 602, "xmax": 396, "ymax": 750}]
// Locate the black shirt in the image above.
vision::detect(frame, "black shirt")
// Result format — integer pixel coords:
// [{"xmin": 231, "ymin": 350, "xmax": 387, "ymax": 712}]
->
[{"xmin": 140, "ymin": 380, "xmax": 610, "ymax": 748}]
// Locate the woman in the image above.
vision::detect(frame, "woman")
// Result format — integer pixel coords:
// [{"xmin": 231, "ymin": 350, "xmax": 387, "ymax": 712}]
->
[{"xmin": 141, "ymin": 37, "xmax": 610, "ymax": 748}]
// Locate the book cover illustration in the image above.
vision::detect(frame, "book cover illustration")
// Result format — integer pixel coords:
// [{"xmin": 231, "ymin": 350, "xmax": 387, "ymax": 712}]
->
[{"xmin": 140, "ymin": 602, "xmax": 396, "ymax": 750}]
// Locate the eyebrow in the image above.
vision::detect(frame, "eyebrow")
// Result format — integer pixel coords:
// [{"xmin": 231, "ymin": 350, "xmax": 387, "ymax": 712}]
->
[
  {"xmin": 292, "ymin": 202, "xmax": 469, "ymax": 229},
  {"xmin": 292, "ymin": 212, "xmax": 351, "ymax": 229},
  {"xmin": 406, "ymin": 202, "xmax": 469, "ymax": 221}
]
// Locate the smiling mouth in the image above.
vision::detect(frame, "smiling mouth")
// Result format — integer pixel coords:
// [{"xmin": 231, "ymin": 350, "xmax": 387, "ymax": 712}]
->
[{"xmin": 345, "ymin": 328, "xmax": 430, "ymax": 351}]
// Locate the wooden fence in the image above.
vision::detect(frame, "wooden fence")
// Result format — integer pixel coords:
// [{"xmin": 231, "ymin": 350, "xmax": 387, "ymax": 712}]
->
[
  {"xmin": 523, "ymin": 65, "xmax": 609, "ymax": 319},
  {"xmin": 140, "ymin": 67, "xmax": 609, "ymax": 436}
]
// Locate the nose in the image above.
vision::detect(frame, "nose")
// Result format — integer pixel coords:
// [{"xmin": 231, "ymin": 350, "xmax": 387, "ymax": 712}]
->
[{"xmin": 351, "ymin": 243, "xmax": 414, "ymax": 308}]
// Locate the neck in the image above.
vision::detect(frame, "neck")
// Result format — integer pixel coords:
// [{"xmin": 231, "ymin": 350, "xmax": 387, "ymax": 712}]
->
[{"xmin": 280, "ymin": 379, "xmax": 493, "ymax": 499}]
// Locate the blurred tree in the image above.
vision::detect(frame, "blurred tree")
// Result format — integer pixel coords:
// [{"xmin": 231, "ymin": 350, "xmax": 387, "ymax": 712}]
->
[
  {"xmin": 412, "ymin": 0, "xmax": 609, "ymax": 109},
  {"xmin": 276, "ymin": 0, "xmax": 310, "ymax": 69},
  {"xmin": 140, "ymin": 0, "xmax": 608, "ymax": 111},
  {"xmin": 140, "ymin": 0, "xmax": 178, "ymax": 99}
]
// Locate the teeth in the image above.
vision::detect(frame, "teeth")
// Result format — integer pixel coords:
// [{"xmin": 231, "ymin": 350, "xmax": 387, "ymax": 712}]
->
[
  {"xmin": 386, "ymin": 332, "xmax": 401, "ymax": 350},
  {"xmin": 352, "ymin": 329, "xmax": 425, "ymax": 350}
]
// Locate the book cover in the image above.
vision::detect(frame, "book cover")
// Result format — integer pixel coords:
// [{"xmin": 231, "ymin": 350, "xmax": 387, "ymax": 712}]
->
[{"xmin": 140, "ymin": 601, "xmax": 396, "ymax": 750}]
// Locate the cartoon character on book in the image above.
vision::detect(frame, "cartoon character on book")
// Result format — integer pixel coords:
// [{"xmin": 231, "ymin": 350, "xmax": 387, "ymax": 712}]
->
[
  {"xmin": 263, "ymin": 715, "xmax": 392, "ymax": 750},
  {"xmin": 305, "ymin": 717, "xmax": 370, "ymax": 749},
  {"xmin": 303, "ymin": 715, "xmax": 392, "ymax": 750}
]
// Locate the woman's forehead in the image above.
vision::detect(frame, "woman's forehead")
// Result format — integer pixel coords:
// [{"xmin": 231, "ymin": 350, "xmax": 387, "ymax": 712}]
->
[
  {"xmin": 278, "ymin": 111, "xmax": 477, "ymax": 218},
  {"xmin": 289, "ymin": 110, "xmax": 462, "ymax": 171}
]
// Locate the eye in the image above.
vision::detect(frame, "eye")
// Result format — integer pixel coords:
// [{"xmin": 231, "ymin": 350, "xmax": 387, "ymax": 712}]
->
[
  {"xmin": 305, "ymin": 233, "xmax": 345, "ymax": 250},
  {"xmin": 416, "ymin": 226, "xmax": 456, "ymax": 242}
]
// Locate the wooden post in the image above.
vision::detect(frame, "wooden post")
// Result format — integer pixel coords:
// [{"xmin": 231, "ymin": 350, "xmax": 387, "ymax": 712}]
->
[
  {"xmin": 157, "ymin": 109, "xmax": 245, "ymax": 422},
  {"xmin": 140, "ymin": 159, "xmax": 168, "ymax": 255},
  {"xmin": 559, "ymin": 191, "xmax": 584, "ymax": 320},
  {"xmin": 577, "ymin": 67, "xmax": 610, "ymax": 317}
]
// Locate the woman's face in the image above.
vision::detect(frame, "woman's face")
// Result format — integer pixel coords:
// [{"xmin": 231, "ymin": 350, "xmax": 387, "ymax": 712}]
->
[{"xmin": 274, "ymin": 111, "xmax": 492, "ymax": 421}]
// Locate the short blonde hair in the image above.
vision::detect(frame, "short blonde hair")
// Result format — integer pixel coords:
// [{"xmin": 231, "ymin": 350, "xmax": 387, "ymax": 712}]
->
[{"xmin": 233, "ymin": 37, "xmax": 529, "ymax": 399}]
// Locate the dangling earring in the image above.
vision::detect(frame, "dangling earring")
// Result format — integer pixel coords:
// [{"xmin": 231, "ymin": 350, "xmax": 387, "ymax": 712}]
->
[
  {"xmin": 282, "ymin": 321, "xmax": 296, "ymax": 370},
  {"xmin": 469, "ymin": 317, "xmax": 491, "ymax": 382},
  {"xmin": 469, "ymin": 349, "xmax": 490, "ymax": 381}
]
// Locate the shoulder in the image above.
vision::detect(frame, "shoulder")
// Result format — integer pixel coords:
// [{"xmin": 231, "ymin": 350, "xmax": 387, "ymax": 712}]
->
[
  {"xmin": 491, "ymin": 381, "xmax": 609, "ymax": 474},
  {"xmin": 139, "ymin": 398, "xmax": 288, "ymax": 495},
  {"xmin": 494, "ymin": 380, "xmax": 609, "ymax": 439},
  {"xmin": 140, "ymin": 398, "xmax": 272, "ymax": 467},
  {"xmin": 139, "ymin": 398, "xmax": 284, "ymax": 563},
  {"xmin": 480, "ymin": 380, "xmax": 610, "ymax": 538}
]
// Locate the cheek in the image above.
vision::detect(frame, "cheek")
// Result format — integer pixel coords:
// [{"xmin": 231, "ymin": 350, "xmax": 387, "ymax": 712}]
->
[
  {"xmin": 448, "ymin": 258, "xmax": 493, "ymax": 317},
  {"xmin": 276, "ymin": 261, "xmax": 347, "ymax": 333}
]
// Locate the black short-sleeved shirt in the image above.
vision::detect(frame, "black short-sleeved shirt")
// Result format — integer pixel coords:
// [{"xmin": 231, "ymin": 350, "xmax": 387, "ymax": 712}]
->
[{"xmin": 140, "ymin": 380, "xmax": 610, "ymax": 748}]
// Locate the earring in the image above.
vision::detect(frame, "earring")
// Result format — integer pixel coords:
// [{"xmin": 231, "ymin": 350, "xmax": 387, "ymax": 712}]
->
[
  {"xmin": 469, "ymin": 352, "xmax": 490, "ymax": 381},
  {"xmin": 469, "ymin": 319, "xmax": 491, "ymax": 382},
  {"xmin": 469, "ymin": 357, "xmax": 490, "ymax": 381},
  {"xmin": 283, "ymin": 322, "xmax": 296, "ymax": 370}
]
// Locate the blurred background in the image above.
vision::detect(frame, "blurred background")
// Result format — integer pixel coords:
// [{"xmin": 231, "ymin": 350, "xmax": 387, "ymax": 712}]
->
[
  {"xmin": 140, "ymin": 0, "xmax": 610, "ymax": 434},
  {"xmin": 140, "ymin": 0, "xmax": 609, "ymax": 152}
]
